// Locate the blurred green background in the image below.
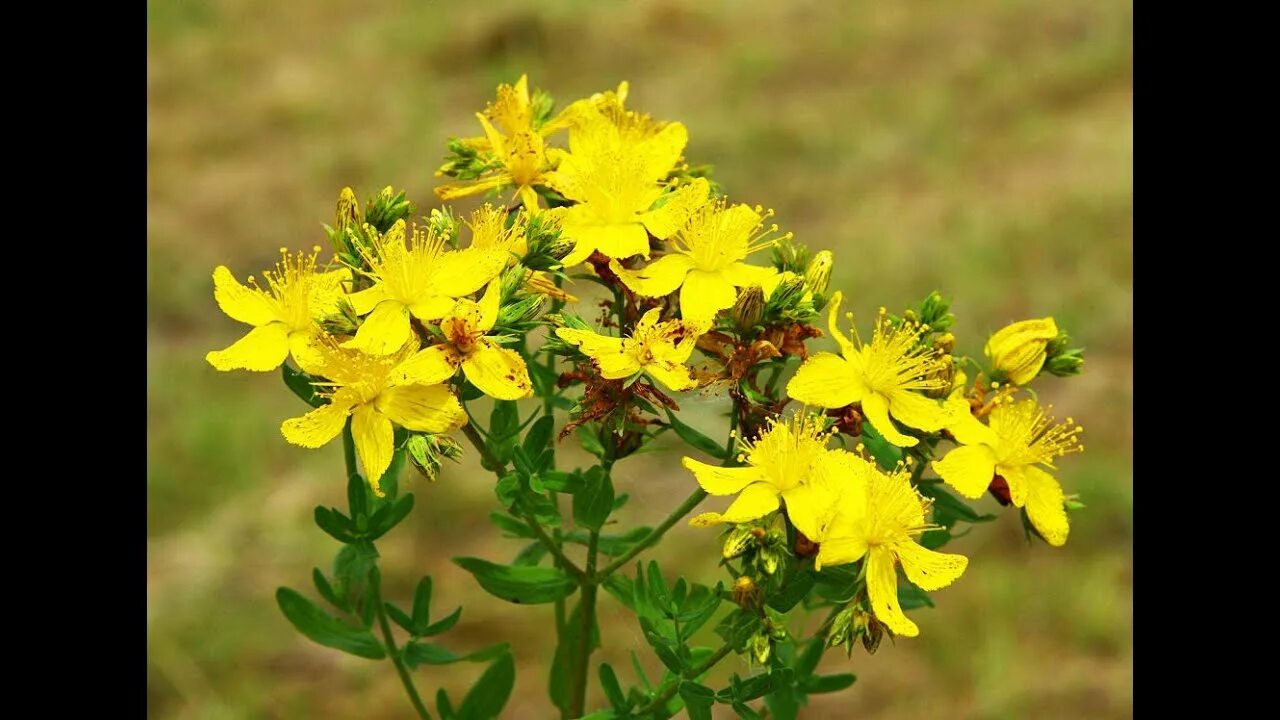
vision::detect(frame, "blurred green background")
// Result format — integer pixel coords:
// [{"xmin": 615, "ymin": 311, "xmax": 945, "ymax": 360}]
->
[{"xmin": 147, "ymin": 1, "xmax": 1131, "ymax": 718}]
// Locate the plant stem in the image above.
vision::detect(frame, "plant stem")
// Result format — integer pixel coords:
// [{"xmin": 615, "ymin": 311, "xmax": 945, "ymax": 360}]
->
[
  {"xmin": 637, "ymin": 642, "xmax": 735, "ymax": 715},
  {"xmin": 596, "ymin": 488, "xmax": 708, "ymax": 579},
  {"xmin": 342, "ymin": 419, "xmax": 358, "ymax": 479},
  {"xmin": 371, "ymin": 571, "xmax": 432, "ymax": 719},
  {"xmin": 567, "ymin": 530, "xmax": 600, "ymax": 718}
]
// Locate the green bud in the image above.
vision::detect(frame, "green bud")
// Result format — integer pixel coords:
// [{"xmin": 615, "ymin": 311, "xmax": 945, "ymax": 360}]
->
[
  {"xmin": 826, "ymin": 606, "xmax": 856, "ymax": 650},
  {"xmin": 497, "ymin": 295, "xmax": 547, "ymax": 328},
  {"xmin": 770, "ymin": 234, "xmax": 810, "ymax": 274},
  {"xmin": 919, "ymin": 291, "xmax": 954, "ymax": 332},
  {"xmin": 426, "ymin": 207, "xmax": 460, "ymax": 247},
  {"xmin": 405, "ymin": 433, "xmax": 464, "ymax": 482},
  {"xmin": 861, "ymin": 614, "xmax": 884, "ymax": 655},
  {"xmin": 1043, "ymin": 332, "xmax": 1085, "ymax": 377},
  {"xmin": 758, "ymin": 547, "xmax": 781, "ymax": 576},
  {"xmin": 364, "ymin": 186, "xmax": 414, "ymax": 234},
  {"xmin": 732, "ymin": 285, "xmax": 765, "ymax": 331},
  {"xmin": 749, "ymin": 631, "xmax": 773, "ymax": 665},
  {"xmin": 319, "ymin": 299, "xmax": 360, "ymax": 336},
  {"xmin": 803, "ymin": 250, "xmax": 833, "ymax": 297},
  {"xmin": 722, "ymin": 525, "xmax": 755, "ymax": 560}
]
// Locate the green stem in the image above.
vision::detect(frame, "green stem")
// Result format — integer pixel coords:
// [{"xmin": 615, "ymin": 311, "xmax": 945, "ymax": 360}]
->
[
  {"xmin": 637, "ymin": 642, "xmax": 734, "ymax": 715},
  {"xmin": 342, "ymin": 420, "xmax": 358, "ymax": 479},
  {"xmin": 597, "ymin": 488, "xmax": 708, "ymax": 579},
  {"xmin": 567, "ymin": 530, "xmax": 600, "ymax": 718},
  {"xmin": 371, "ymin": 569, "xmax": 432, "ymax": 720}
]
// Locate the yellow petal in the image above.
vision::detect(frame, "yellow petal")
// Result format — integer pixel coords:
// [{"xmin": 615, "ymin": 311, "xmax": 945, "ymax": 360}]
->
[
  {"xmin": 894, "ymin": 541, "xmax": 967, "ymax": 591},
  {"xmin": 985, "ymin": 317, "xmax": 1058, "ymax": 385},
  {"xmin": 435, "ymin": 175, "xmax": 510, "ymax": 201},
  {"xmin": 518, "ymin": 184, "xmax": 541, "ymax": 211},
  {"xmin": 281, "ymin": 390, "xmax": 359, "ymax": 448},
  {"xmin": 596, "ymin": 346, "xmax": 643, "ymax": 379},
  {"xmin": 679, "ymin": 269, "xmax": 737, "ymax": 325},
  {"xmin": 689, "ymin": 511, "xmax": 730, "ymax": 528},
  {"xmin": 638, "ymin": 122, "xmax": 689, "ymax": 181},
  {"xmin": 944, "ymin": 397, "xmax": 999, "ymax": 447},
  {"xmin": 409, "ymin": 296, "xmax": 458, "ymax": 322},
  {"xmin": 888, "ymin": 390, "xmax": 950, "ymax": 433},
  {"xmin": 352, "ymin": 405, "xmax": 394, "ymax": 495},
  {"xmin": 394, "ymin": 345, "xmax": 461, "ymax": 386},
  {"xmin": 206, "ymin": 322, "xmax": 291, "ymax": 372},
  {"xmin": 717, "ymin": 482, "xmax": 782, "ymax": 523},
  {"xmin": 814, "ymin": 537, "xmax": 869, "ymax": 571},
  {"xmin": 433, "ymin": 247, "xmax": 510, "ymax": 298},
  {"xmin": 611, "ymin": 254, "xmax": 695, "ymax": 297},
  {"xmin": 308, "ymin": 268, "xmax": 353, "ymax": 318},
  {"xmin": 348, "ymin": 284, "xmax": 388, "ymax": 316},
  {"xmin": 345, "ymin": 301, "xmax": 412, "ymax": 355},
  {"xmin": 785, "ymin": 352, "xmax": 866, "ymax": 408},
  {"xmin": 722, "ymin": 262, "xmax": 777, "ymax": 288},
  {"xmin": 932, "ymin": 445, "xmax": 998, "ymax": 499},
  {"xmin": 592, "ymin": 223, "xmax": 652, "ymax": 261},
  {"xmin": 1011, "ymin": 464, "xmax": 1070, "ymax": 547},
  {"xmin": 780, "ymin": 482, "xmax": 840, "ymax": 541},
  {"xmin": 862, "ymin": 392, "xmax": 918, "ymax": 447},
  {"xmin": 288, "ymin": 331, "xmax": 328, "ymax": 376},
  {"xmin": 477, "ymin": 278, "xmax": 502, "ymax": 332},
  {"xmin": 824, "ymin": 291, "xmax": 857, "ymax": 358},
  {"xmin": 560, "ymin": 237, "xmax": 594, "ymax": 268},
  {"xmin": 556, "ymin": 327, "xmax": 625, "ymax": 358},
  {"xmin": 212, "ymin": 266, "xmax": 278, "ymax": 326},
  {"xmin": 639, "ymin": 177, "xmax": 708, "ymax": 239},
  {"xmin": 681, "ymin": 458, "xmax": 764, "ymax": 495},
  {"xmin": 645, "ymin": 359, "xmax": 696, "ymax": 392},
  {"xmin": 867, "ymin": 546, "xmax": 918, "ymax": 637},
  {"xmin": 462, "ymin": 342, "xmax": 534, "ymax": 400},
  {"xmin": 376, "ymin": 384, "xmax": 467, "ymax": 434}
]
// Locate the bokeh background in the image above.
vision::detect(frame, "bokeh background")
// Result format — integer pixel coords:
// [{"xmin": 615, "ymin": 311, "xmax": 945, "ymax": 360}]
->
[{"xmin": 147, "ymin": 1, "xmax": 1132, "ymax": 718}]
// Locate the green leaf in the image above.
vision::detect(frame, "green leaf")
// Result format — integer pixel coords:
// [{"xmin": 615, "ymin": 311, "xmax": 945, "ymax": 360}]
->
[
  {"xmin": 664, "ymin": 409, "xmax": 728, "ymax": 460},
  {"xmin": 599, "ymin": 663, "xmax": 629, "ymax": 711},
  {"xmin": 402, "ymin": 641, "xmax": 509, "ymax": 667},
  {"xmin": 794, "ymin": 637, "xmax": 825, "ymax": 679},
  {"xmin": 577, "ymin": 424, "xmax": 608, "ymax": 460},
  {"xmin": 860, "ymin": 421, "xmax": 903, "ymax": 470},
  {"xmin": 715, "ymin": 609, "xmax": 763, "ymax": 650},
  {"xmin": 453, "ymin": 557, "xmax": 578, "ymax": 605},
  {"xmin": 803, "ymin": 673, "xmax": 856, "ymax": 694},
  {"xmin": 523, "ymin": 415, "xmax": 555, "ymax": 456},
  {"xmin": 679, "ymin": 681, "xmax": 716, "ymax": 720},
  {"xmin": 456, "ymin": 652, "xmax": 516, "ymax": 720},
  {"xmin": 897, "ymin": 581, "xmax": 934, "ymax": 610},
  {"xmin": 764, "ymin": 682, "xmax": 800, "ymax": 720},
  {"xmin": 644, "ymin": 630, "xmax": 685, "ymax": 673},
  {"xmin": 275, "ymin": 587, "xmax": 385, "ymax": 659},
  {"xmin": 574, "ymin": 466, "xmax": 615, "ymax": 531},
  {"xmin": 767, "ymin": 569, "xmax": 815, "ymax": 613},
  {"xmin": 385, "ymin": 603, "xmax": 415, "ymax": 634},
  {"xmin": 488, "ymin": 400, "xmax": 521, "ymax": 465},
  {"xmin": 919, "ymin": 483, "xmax": 996, "ymax": 527},
  {"xmin": 282, "ymin": 364, "xmax": 325, "ymax": 408},
  {"xmin": 314, "ymin": 506, "xmax": 356, "ymax": 543},
  {"xmin": 312, "ymin": 568, "xmax": 345, "ymax": 611},
  {"xmin": 411, "ymin": 576, "xmax": 433, "ymax": 629},
  {"xmin": 489, "ymin": 511, "xmax": 535, "ymax": 538},
  {"xmin": 731, "ymin": 672, "xmax": 777, "ymax": 702},
  {"xmin": 365, "ymin": 493, "xmax": 414, "ymax": 541},
  {"xmin": 602, "ymin": 574, "xmax": 635, "ymax": 609},
  {"xmin": 346, "ymin": 468, "xmax": 369, "ymax": 520},
  {"xmin": 539, "ymin": 471, "xmax": 581, "ymax": 493},
  {"xmin": 550, "ymin": 597, "xmax": 600, "ymax": 713},
  {"xmin": 421, "ymin": 606, "xmax": 463, "ymax": 637}
]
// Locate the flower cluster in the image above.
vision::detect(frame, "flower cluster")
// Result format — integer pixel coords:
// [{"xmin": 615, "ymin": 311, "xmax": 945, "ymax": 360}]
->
[{"xmin": 208, "ymin": 74, "xmax": 1090, "ymax": 716}]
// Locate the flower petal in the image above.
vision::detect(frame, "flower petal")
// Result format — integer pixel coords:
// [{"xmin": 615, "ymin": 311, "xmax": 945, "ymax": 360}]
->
[
  {"xmin": 308, "ymin": 268, "xmax": 353, "ymax": 318},
  {"xmin": 288, "ymin": 331, "xmax": 328, "ymax": 376},
  {"xmin": 894, "ymin": 541, "xmax": 967, "ymax": 591},
  {"xmin": 611, "ymin": 254, "xmax": 695, "ymax": 297},
  {"xmin": 781, "ymin": 482, "xmax": 841, "ymax": 541},
  {"xmin": 376, "ymin": 384, "xmax": 468, "ymax": 434},
  {"xmin": 867, "ymin": 546, "xmax": 918, "ymax": 637},
  {"xmin": 679, "ymin": 269, "xmax": 737, "ymax": 325},
  {"xmin": 462, "ymin": 342, "xmax": 534, "ymax": 400},
  {"xmin": 932, "ymin": 445, "xmax": 998, "ymax": 499},
  {"xmin": 593, "ymin": 223, "xmax": 652, "ymax": 261},
  {"xmin": 822, "ymin": 291, "xmax": 857, "ymax": 358},
  {"xmin": 1011, "ymin": 464, "xmax": 1070, "ymax": 547},
  {"xmin": 596, "ymin": 346, "xmax": 642, "ymax": 379},
  {"xmin": 862, "ymin": 392, "xmax": 918, "ymax": 447},
  {"xmin": 345, "ymin": 301, "xmax": 412, "ymax": 355},
  {"xmin": 556, "ymin": 327, "xmax": 625, "ymax": 357},
  {"xmin": 281, "ymin": 390, "xmax": 359, "ymax": 448},
  {"xmin": 681, "ymin": 458, "xmax": 764, "ymax": 495},
  {"xmin": 786, "ymin": 352, "xmax": 866, "ymax": 408},
  {"xmin": 206, "ymin": 322, "xmax": 291, "ymax": 372},
  {"xmin": 888, "ymin": 390, "xmax": 951, "ymax": 433},
  {"xmin": 639, "ymin": 176, "xmax": 708, "ymax": 239},
  {"xmin": 717, "ymin": 482, "xmax": 782, "ymax": 524},
  {"xmin": 638, "ymin": 122, "xmax": 690, "ymax": 181},
  {"xmin": 476, "ymin": 278, "xmax": 501, "ymax": 332},
  {"xmin": 814, "ymin": 537, "xmax": 869, "ymax": 571},
  {"xmin": 645, "ymin": 360, "xmax": 696, "ymax": 392},
  {"xmin": 212, "ymin": 266, "xmax": 278, "ymax": 326},
  {"xmin": 432, "ymin": 247, "xmax": 510, "ymax": 298},
  {"xmin": 352, "ymin": 405, "xmax": 395, "ymax": 495},
  {"xmin": 348, "ymin": 284, "xmax": 388, "ymax": 316},
  {"xmin": 944, "ymin": 397, "xmax": 999, "ymax": 447},
  {"xmin": 722, "ymin": 262, "xmax": 777, "ymax": 288},
  {"xmin": 394, "ymin": 345, "xmax": 461, "ymax": 386}
]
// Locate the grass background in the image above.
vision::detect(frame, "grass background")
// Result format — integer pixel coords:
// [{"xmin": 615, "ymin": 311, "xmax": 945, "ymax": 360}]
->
[{"xmin": 147, "ymin": 1, "xmax": 1132, "ymax": 718}]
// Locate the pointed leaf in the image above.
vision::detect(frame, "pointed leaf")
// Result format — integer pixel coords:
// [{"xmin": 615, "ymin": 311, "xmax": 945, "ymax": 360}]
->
[{"xmin": 275, "ymin": 587, "xmax": 385, "ymax": 659}]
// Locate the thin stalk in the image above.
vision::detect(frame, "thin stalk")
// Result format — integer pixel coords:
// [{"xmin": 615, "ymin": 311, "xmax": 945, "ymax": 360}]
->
[
  {"xmin": 567, "ymin": 530, "xmax": 600, "ymax": 718},
  {"xmin": 596, "ymin": 488, "xmax": 708, "ymax": 579},
  {"xmin": 371, "ymin": 569, "xmax": 432, "ymax": 720},
  {"xmin": 636, "ymin": 642, "xmax": 735, "ymax": 714}
]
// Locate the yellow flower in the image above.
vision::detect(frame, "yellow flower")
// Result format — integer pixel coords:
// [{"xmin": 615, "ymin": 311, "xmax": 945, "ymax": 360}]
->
[
  {"xmin": 391, "ymin": 279, "xmax": 532, "ymax": 401},
  {"xmin": 610, "ymin": 198, "xmax": 784, "ymax": 325},
  {"xmin": 207, "ymin": 247, "xmax": 350, "ymax": 374},
  {"xmin": 815, "ymin": 456, "xmax": 968, "ymax": 638},
  {"xmin": 931, "ymin": 398, "xmax": 1083, "ymax": 546},
  {"xmin": 544, "ymin": 106, "xmax": 708, "ymax": 267},
  {"xmin": 786, "ymin": 292, "xmax": 951, "ymax": 447},
  {"xmin": 555, "ymin": 308, "xmax": 702, "ymax": 392},
  {"xmin": 435, "ymin": 75, "xmax": 558, "ymax": 210},
  {"xmin": 685, "ymin": 413, "xmax": 847, "ymax": 540},
  {"xmin": 985, "ymin": 317, "xmax": 1059, "ymax": 385},
  {"xmin": 345, "ymin": 216, "xmax": 511, "ymax": 355},
  {"xmin": 281, "ymin": 339, "xmax": 467, "ymax": 495}
]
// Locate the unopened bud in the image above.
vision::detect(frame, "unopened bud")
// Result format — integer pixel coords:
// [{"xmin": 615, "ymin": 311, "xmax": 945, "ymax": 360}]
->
[
  {"xmin": 826, "ymin": 606, "xmax": 856, "ymax": 650},
  {"xmin": 758, "ymin": 547, "xmax": 782, "ymax": 576},
  {"xmin": 749, "ymin": 631, "xmax": 773, "ymax": 665},
  {"xmin": 722, "ymin": 526, "xmax": 755, "ymax": 559},
  {"xmin": 336, "ymin": 187, "xmax": 361, "ymax": 231},
  {"xmin": 933, "ymin": 332, "xmax": 956, "ymax": 355},
  {"xmin": 497, "ymin": 295, "xmax": 547, "ymax": 327},
  {"xmin": 770, "ymin": 275, "xmax": 806, "ymax": 305},
  {"xmin": 733, "ymin": 285, "xmax": 765, "ymax": 331},
  {"xmin": 803, "ymin": 250, "xmax": 833, "ymax": 296},
  {"xmin": 985, "ymin": 317, "xmax": 1059, "ymax": 385},
  {"xmin": 731, "ymin": 575, "xmax": 762, "ymax": 610},
  {"xmin": 405, "ymin": 433, "xmax": 464, "ymax": 482},
  {"xmin": 426, "ymin": 207, "xmax": 460, "ymax": 246},
  {"xmin": 861, "ymin": 613, "xmax": 884, "ymax": 655}
]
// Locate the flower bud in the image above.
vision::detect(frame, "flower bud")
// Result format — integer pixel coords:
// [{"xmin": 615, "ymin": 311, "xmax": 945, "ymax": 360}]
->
[
  {"xmin": 426, "ymin": 207, "xmax": 460, "ymax": 246},
  {"xmin": 861, "ymin": 613, "xmax": 884, "ymax": 655},
  {"xmin": 336, "ymin": 187, "xmax": 361, "ymax": 231},
  {"xmin": 731, "ymin": 575, "xmax": 762, "ymax": 610},
  {"xmin": 933, "ymin": 332, "xmax": 956, "ymax": 355},
  {"xmin": 826, "ymin": 606, "xmax": 856, "ymax": 650},
  {"xmin": 1043, "ymin": 332, "xmax": 1085, "ymax": 377},
  {"xmin": 722, "ymin": 525, "xmax": 755, "ymax": 559},
  {"xmin": 803, "ymin": 250, "xmax": 833, "ymax": 297},
  {"xmin": 733, "ymin": 285, "xmax": 765, "ymax": 331},
  {"xmin": 406, "ymin": 433, "xmax": 464, "ymax": 482},
  {"xmin": 985, "ymin": 317, "xmax": 1059, "ymax": 385},
  {"xmin": 749, "ymin": 631, "xmax": 773, "ymax": 665},
  {"xmin": 758, "ymin": 547, "xmax": 782, "ymax": 576},
  {"xmin": 497, "ymin": 295, "xmax": 547, "ymax": 328}
]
